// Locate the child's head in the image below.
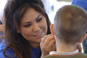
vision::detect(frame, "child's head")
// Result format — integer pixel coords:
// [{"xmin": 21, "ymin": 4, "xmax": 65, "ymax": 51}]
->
[{"xmin": 51, "ymin": 5, "xmax": 87, "ymax": 45}]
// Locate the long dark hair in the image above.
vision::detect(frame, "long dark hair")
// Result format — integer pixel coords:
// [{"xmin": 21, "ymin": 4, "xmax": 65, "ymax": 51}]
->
[{"xmin": 3, "ymin": 0, "xmax": 51, "ymax": 58}]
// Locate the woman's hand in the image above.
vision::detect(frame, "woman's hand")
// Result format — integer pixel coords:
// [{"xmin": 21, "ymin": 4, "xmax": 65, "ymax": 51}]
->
[
  {"xmin": 40, "ymin": 34, "xmax": 56, "ymax": 58},
  {"xmin": 77, "ymin": 43, "xmax": 82, "ymax": 52}
]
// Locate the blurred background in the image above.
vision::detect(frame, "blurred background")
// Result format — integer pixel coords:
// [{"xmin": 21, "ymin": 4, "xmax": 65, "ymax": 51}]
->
[
  {"xmin": 0, "ymin": 0, "xmax": 72, "ymax": 23},
  {"xmin": 43, "ymin": 0, "xmax": 72, "ymax": 23}
]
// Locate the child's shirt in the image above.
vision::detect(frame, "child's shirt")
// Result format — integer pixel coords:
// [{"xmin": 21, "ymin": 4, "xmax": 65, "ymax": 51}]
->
[{"xmin": 44, "ymin": 49, "xmax": 87, "ymax": 58}]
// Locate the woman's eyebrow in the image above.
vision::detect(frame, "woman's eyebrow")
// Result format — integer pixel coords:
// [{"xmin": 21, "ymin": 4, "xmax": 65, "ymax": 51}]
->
[
  {"xmin": 35, "ymin": 15, "xmax": 41, "ymax": 20},
  {"xmin": 23, "ymin": 15, "xmax": 41, "ymax": 24}
]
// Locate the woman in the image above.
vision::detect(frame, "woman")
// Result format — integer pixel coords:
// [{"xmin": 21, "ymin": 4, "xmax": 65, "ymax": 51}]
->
[{"xmin": 0, "ymin": 0, "xmax": 56, "ymax": 58}]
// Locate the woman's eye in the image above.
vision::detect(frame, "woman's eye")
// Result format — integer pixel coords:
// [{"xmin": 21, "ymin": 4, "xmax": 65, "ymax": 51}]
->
[
  {"xmin": 36, "ymin": 18, "xmax": 42, "ymax": 22},
  {"xmin": 24, "ymin": 24, "xmax": 31, "ymax": 27}
]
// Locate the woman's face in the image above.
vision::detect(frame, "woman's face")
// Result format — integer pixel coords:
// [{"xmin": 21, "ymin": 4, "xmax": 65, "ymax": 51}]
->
[{"xmin": 18, "ymin": 8, "xmax": 48, "ymax": 48}]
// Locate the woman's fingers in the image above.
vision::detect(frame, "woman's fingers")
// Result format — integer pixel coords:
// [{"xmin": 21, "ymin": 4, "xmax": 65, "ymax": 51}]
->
[
  {"xmin": 40, "ymin": 34, "xmax": 54, "ymax": 45},
  {"xmin": 48, "ymin": 39, "xmax": 55, "ymax": 48},
  {"xmin": 52, "ymin": 44, "xmax": 56, "ymax": 51},
  {"xmin": 44, "ymin": 36, "xmax": 54, "ymax": 45},
  {"xmin": 77, "ymin": 43, "xmax": 82, "ymax": 52}
]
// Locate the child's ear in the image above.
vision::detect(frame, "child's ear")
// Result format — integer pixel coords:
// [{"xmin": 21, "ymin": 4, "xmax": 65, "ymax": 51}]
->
[
  {"xmin": 79, "ymin": 34, "xmax": 87, "ymax": 43},
  {"xmin": 50, "ymin": 24, "xmax": 55, "ymax": 35}
]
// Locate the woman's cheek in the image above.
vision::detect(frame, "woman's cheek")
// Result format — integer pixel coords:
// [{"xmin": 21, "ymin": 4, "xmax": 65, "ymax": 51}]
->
[
  {"xmin": 41, "ymin": 19, "xmax": 48, "ymax": 34},
  {"xmin": 20, "ymin": 27, "xmax": 32, "ymax": 37}
]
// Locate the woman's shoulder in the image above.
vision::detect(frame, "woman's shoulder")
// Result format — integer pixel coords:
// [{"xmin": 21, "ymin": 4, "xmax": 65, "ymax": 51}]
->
[
  {"xmin": 0, "ymin": 40, "xmax": 17, "ymax": 58},
  {"xmin": 0, "ymin": 40, "xmax": 7, "ymax": 51}
]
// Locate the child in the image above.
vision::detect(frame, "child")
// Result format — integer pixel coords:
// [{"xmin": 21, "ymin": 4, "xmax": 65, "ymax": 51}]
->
[{"xmin": 44, "ymin": 5, "xmax": 87, "ymax": 58}]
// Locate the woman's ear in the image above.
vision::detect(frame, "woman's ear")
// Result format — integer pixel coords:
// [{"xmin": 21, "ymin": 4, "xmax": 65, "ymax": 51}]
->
[
  {"xmin": 50, "ymin": 24, "xmax": 55, "ymax": 35},
  {"xmin": 16, "ymin": 27, "xmax": 20, "ymax": 33},
  {"xmin": 17, "ymin": 30, "xmax": 20, "ymax": 33},
  {"xmin": 79, "ymin": 34, "xmax": 87, "ymax": 43}
]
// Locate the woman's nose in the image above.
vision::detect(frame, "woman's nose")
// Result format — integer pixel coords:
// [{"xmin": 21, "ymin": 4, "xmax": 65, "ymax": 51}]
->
[{"xmin": 33, "ymin": 23, "xmax": 40, "ymax": 33}]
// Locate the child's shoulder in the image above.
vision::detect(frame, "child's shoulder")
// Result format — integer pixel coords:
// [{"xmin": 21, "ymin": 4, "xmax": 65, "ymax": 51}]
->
[
  {"xmin": 43, "ymin": 55, "xmax": 54, "ymax": 58},
  {"xmin": 43, "ymin": 53, "xmax": 87, "ymax": 58},
  {"xmin": 78, "ymin": 53, "xmax": 87, "ymax": 57}
]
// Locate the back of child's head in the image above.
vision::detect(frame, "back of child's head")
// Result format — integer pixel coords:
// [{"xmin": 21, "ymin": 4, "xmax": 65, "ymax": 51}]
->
[{"xmin": 54, "ymin": 5, "xmax": 87, "ymax": 44}]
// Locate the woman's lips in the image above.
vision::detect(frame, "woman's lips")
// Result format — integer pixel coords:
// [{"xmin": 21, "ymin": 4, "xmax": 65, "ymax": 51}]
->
[{"xmin": 34, "ymin": 32, "xmax": 43, "ymax": 38}]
